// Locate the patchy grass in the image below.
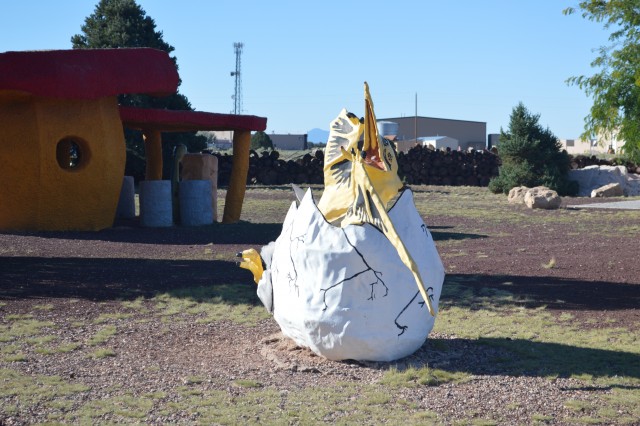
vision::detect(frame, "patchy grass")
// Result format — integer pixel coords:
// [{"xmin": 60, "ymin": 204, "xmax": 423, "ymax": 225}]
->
[
  {"xmin": 33, "ymin": 303, "xmax": 54, "ymax": 311},
  {"xmin": 26, "ymin": 334, "xmax": 57, "ymax": 345},
  {"xmin": 185, "ymin": 376, "xmax": 205, "ymax": 385},
  {"xmin": 149, "ymin": 284, "xmax": 270, "ymax": 325},
  {"xmin": 436, "ymin": 277, "xmax": 640, "ymax": 387},
  {"xmin": 233, "ymin": 379, "xmax": 262, "ymax": 388},
  {"xmin": 89, "ymin": 348, "xmax": 116, "ymax": 359},
  {"xmin": 121, "ymin": 297, "xmax": 148, "ymax": 313},
  {"xmin": 380, "ymin": 366, "xmax": 471, "ymax": 387},
  {"xmin": 541, "ymin": 257, "xmax": 557, "ymax": 269},
  {"xmin": 410, "ymin": 186, "xmax": 640, "ymax": 237},
  {"xmin": 5, "ymin": 314, "xmax": 33, "ymax": 320},
  {"xmin": 56, "ymin": 342, "xmax": 81, "ymax": 353},
  {"xmin": 531, "ymin": 413, "xmax": 555, "ymax": 424},
  {"xmin": 73, "ymin": 394, "xmax": 154, "ymax": 421},
  {"xmin": 3, "ymin": 353, "xmax": 28, "ymax": 362},
  {"xmin": 1, "ymin": 344, "xmax": 20, "ymax": 354},
  {"xmin": 156, "ymin": 383, "xmax": 443, "ymax": 424},
  {"xmin": 87, "ymin": 325, "xmax": 117, "ymax": 346},
  {"xmin": 598, "ymin": 388, "xmax": 640, "ymax": 424},
  {"xmin": 93, "ymin": 312, "xmax": 133, "ymax": 324},
  {"xmin": 1, "ymin": 318, "xmax": 56, "ymax": 342},
  {"xmin": 564, "ymin": 399, "xmax": 592, "ymax": 412},
  {"xmin": 0, "ymin": 368, "xmax": 90, "ymax": 408}
]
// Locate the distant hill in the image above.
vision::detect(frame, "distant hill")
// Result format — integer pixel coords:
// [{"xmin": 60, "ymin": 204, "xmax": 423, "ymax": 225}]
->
[{"xmin": 307, "ymin": 128, "xmax": 329, "ymax": 143}]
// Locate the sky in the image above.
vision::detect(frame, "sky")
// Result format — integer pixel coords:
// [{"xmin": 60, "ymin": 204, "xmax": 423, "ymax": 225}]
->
[{"xmin": 1, "ymin": 1, "xmax": 613, "ymax": 140}]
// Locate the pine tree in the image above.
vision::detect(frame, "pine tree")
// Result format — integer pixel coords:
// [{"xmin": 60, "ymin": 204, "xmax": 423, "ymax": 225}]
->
[
  {"xmin": 489, "ymin": 103, "xmax": 578, "ymax": 196},
  {"xmin": 72, "ymin": 0, "xmax": 206, "ymax": 181}
]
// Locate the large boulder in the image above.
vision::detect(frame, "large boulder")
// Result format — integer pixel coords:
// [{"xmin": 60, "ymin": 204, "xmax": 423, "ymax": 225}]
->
[
  {"xmin": 508, "ymin": 186, "xmax": 529, "ymax": 204},
  {"xmin": 591, "ymin": 182, "xmax": 624, "ymax": 198},
  {"xmin": 568, "ymin": 165, "xmax": 640, "ymax": 197},
  {"xmin": 524, "ymin": 186, "xmax": 561, "ymax": 209}
]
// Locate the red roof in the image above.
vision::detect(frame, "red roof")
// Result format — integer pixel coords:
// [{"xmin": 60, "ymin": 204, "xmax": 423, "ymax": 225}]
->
[
  {"xmin": 119, "ymin": 106, "xmax": 267, "ymax": 132},
  {"xmin": 0, "ymin": 48, "xmax": 179, "ymax": 99}
]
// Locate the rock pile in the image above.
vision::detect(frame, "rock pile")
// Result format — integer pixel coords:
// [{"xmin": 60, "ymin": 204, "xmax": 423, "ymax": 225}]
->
[
  {"xmin": 508, "ymin": 186, "xmax": 561, "ymax": 209},
  {"xmin": 591, "ymin": 182, "xmax": 624, "ymax": 198},
  {"xmin": 568, "ymin": 165, "xmax": 640, "ymax": 197}
]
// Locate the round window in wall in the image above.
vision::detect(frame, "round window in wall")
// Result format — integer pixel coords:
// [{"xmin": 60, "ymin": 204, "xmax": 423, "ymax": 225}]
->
[{"xmin": 56, "ymin": 137, "xmax": 89, "ymax": 171}]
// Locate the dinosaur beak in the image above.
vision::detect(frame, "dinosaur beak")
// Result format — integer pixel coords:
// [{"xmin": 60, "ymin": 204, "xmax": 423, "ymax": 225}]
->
[{"xmin": 362, "ymin": 82, "xmax": 387, "ymax": 172}]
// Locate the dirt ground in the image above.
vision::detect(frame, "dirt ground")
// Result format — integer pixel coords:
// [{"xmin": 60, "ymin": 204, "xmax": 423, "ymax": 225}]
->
[{"xmin": 1, "ymin": 186, "xmax": 639, "ymax": 424}]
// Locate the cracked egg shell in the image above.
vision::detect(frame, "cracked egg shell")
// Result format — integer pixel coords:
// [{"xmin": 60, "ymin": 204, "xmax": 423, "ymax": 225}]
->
[{"xmin": 257, "ymin": 188, "xmax": 445, "ymax": 362}]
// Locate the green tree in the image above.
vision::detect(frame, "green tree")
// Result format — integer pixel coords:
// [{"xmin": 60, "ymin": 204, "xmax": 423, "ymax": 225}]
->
[
  {"xmin": 251, "ymin": 131, "xmax": 273, "ymax": 150},
  {"xmin": 489, "ymin": 103, "xmax": 578, "ymax": 196},
  {"xmin": 564, "ymin": 1, "xmax": 640, "ymax": 163},
  {"xmin": 72, "ymin": 0, "xmax": 206, "ymax": 181}
]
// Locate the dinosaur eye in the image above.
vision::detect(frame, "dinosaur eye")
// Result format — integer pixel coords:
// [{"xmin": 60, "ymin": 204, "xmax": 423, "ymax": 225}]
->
[{"xmin": 386, "ymin": 152, "xmax": 393, "ymax": 163}]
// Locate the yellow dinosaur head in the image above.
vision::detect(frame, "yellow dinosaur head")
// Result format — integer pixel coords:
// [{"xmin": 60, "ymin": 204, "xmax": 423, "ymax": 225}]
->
[{"xmin": 317, "ymin": 83, "xmax": 402, "ymax": 223}]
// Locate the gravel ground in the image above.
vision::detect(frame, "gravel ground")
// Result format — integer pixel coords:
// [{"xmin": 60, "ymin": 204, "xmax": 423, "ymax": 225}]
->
[{"xmin": 1, "ymin": 186, "xmax": 639, "ymax": 425}]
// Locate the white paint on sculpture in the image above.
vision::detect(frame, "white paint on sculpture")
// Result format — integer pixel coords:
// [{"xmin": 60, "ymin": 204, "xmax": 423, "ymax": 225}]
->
[{"xmin": 257, "ymin": 188, "xmax": 445, "ymax": 362}]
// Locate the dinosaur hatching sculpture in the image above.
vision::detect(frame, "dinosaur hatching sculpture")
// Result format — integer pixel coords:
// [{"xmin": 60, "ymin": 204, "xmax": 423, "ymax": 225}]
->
[{"xmin": 239, "ymin": 83, "xmax": 445, "ymax": 361}]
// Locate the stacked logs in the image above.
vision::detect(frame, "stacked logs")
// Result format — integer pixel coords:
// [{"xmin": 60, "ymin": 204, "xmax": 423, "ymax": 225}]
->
[
  {"xmin": 212, "ymin": 145, "xmax": 500, "ymax": 187},
  {"xmin": 396, "ymin": 145, "xmax": 499, "ymax": 186},
  {"xmin": 214, "ymin": 149, "xmax": 324, "ymax": 186},
  {"xmin": 212, "ymin": 148, "xmax": 639, "ymax": 187}
]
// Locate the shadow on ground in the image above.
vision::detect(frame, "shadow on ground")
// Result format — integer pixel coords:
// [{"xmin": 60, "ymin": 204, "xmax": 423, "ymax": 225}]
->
[
  {"xmin": 0, "ymin": 257, "xmax": 256, "ymax": 302},
  {"xmin": 406, "ymin": 336, "xmax": 640, "ymax": 383},
  {"xmin": 2, "ymin": 222, "xmax": 482, "ymax": 245},
  {"xmin": 444, "ymin": 273, "xmax": 640, "ymax": 311},
  {"xmin": 430, "ymin": 230, "xmax": 487, "ymax": 242},
  {"xmin": 2, "ymin": 221, "xmax": 283, "ymax": 246},
  {"xmin": 3, "ymin": 257, "xmax": 638, "ymax": 313}
]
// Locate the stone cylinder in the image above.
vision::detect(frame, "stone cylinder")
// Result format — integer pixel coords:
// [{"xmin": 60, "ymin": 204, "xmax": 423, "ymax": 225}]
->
[
  {"xmin": 179, "ymin": 180, "xmax": 213, "ymax": 226},
  {"xmin": 139, "ymin": 180, "xmax": 173, "ymax": 227}
]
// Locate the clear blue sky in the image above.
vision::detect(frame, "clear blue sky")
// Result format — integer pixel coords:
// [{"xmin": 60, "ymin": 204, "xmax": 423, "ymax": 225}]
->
[{"xmin": 1, "ymin": 1, "xmax": 611, "ymax": 140}]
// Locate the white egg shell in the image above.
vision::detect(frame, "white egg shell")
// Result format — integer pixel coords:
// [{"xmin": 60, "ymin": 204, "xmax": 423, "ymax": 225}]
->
[{"xmin": 258, "ymin": 188, "xmax": 445, "ymax": 362}]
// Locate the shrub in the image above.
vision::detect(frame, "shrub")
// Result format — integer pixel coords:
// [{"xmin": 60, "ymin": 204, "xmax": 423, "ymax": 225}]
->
[
  {"xmin": 490, "ymin": 103, "xmax": 578, "ymax": 196},
  {"xmin": 251, "ymin": 131, "xmax": 273, "ymax": 150}
]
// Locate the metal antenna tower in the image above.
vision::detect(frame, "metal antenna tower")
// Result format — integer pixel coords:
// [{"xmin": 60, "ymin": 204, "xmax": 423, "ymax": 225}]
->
[{"xmin": 230, "ymin": 42, "xmax": 243, "ymax": 114}]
